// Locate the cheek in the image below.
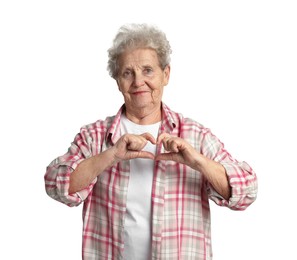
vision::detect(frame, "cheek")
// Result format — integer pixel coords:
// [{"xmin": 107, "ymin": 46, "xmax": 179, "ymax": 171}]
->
[
  {"xmin": 152, "ymin": 86, "xmax": 164, "ymax": 99},
  {"xmin": 117, "ymin": 82, "xmax": 129, "ymax": 93}
]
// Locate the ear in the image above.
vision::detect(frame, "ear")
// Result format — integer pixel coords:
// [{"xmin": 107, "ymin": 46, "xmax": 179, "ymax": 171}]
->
[
  {"xmin": 116, "ymin": 79, "xmax": 121, "ymax": 91},
  {"xmin": 163, "ymin": 65, "xmax": 171, "ymax": 85}
]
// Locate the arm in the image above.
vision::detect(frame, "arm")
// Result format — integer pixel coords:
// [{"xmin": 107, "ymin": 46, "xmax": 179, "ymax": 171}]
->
[
  {"xmin": 156, "ymin": 132, "xmax": 257, "ymax": 210},
  {"xmin": 44, "ymin": 127, "xmax": 98, "ymax": 206},
  {"xmin": 45, "ymin": 127, "xmax": 156, "ymax": 206},
  {"xmin": 68, "ymin": 148, "xmax": 117, "ymax": 194},
  {"xmin": 194, "ymin": 155, "xmax": 231, "ymax": 200},
  {"xmin": 69, "ymin": 132, "xmax": 156, "ymax": 194},
  {"xmin": 156, "ymin": 133, "xmax": 231, "ymax": 200}
]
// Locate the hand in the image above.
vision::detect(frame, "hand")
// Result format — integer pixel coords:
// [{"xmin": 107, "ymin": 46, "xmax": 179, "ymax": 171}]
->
[
  {"xmin": 155, "ymin": 133, "xmax": 200, "ymax": 169},
  {"xmin": 111, "ymin": 133, "xmax": 156, "ymax": 163}
]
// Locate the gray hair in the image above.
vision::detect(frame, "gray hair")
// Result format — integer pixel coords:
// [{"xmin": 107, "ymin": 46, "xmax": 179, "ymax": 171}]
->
[{"xmin": 107, "ymin": 23, "xmax": 172, "ymax": 79}]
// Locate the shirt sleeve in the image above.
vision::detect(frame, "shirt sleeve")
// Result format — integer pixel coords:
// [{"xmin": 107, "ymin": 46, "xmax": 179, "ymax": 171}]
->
[
  {"xmin": 201, "ymin": 129, "xmax": 258, "ymax": 210},
  {"xmin": 44, "ymin": 125, "xmax": 99, "ymax": 207}
]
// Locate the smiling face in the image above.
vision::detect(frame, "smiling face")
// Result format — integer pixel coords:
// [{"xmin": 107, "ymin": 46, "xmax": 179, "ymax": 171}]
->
[{"xmin": 116, "ymin": 48, "xmax": 170, "ymax": 123}]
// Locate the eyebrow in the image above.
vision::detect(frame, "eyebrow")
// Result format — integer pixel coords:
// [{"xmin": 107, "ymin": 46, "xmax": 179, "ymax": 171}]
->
[
  {"xmin": 142, "ymin": 64, "xmax": 153, "ymax": 68},
  {"xmin": 120, "ymin": 64, "xmax": 154, "ymax": 71}
]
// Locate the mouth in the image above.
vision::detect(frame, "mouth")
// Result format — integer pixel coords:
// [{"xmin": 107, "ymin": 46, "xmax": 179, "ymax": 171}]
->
[{"xmin": 132, "ymin": 91, "xmax": 150, "ymax": 95}]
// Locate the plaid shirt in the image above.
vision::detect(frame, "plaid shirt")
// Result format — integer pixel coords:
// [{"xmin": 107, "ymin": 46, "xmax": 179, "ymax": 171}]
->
[{"xmin": 45, "ymin": 103, "xmax": 257, "ymax": 260}]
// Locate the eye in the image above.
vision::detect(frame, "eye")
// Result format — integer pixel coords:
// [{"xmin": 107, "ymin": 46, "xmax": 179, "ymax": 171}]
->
[
  {"xmin": 143, "ymin": 67, "xmax": 153, "ymax": 76},
  {"xmin": 122, "ymin": 70, "xmax": 133, "ymax": 79}
]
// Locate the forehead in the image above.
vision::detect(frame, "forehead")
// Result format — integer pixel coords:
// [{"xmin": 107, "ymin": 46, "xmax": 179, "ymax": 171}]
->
[{"xmin": 118, "ymin": 48, "xmax": 160, "ymax": 68}]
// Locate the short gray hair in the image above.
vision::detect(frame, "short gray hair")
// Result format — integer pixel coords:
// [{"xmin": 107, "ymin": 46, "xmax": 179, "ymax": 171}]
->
[{"xmin": 107, "ymin": 23, "xmax": 172, "ymax": 79}]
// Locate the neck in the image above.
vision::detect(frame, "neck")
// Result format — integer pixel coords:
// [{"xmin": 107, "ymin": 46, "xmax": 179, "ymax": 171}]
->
[{"xmin": 124, "ymin": 104, "xmax": 162, "ymax": 125}]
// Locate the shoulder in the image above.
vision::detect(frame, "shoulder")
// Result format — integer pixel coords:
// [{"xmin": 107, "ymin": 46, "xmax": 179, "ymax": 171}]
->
[
  {"xmin": 74, "ymin": 115, "xmax": 116, "ymax": 148},
  {"xmin": 163, "ymin": 103, "xmax": 209, "ymax": 135},
  {"xmin": 80, "ymin": 105, "xmax": 123, "ymax": 134},
  {"xmin": 80, "ymin": 115, "xmax": 115, "ymax": 133},
  {"xmin": 77, "ymin": 105, "xmax": 124, "ymax": 144}
]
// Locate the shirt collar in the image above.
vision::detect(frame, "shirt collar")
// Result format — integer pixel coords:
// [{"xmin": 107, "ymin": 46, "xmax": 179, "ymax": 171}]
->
[{"xmin": 106, "ymin": 102, "xmax": 177, "ymax": 145}]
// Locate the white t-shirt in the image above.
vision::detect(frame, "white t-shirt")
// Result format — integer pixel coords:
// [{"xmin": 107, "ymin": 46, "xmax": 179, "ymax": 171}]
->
[{"xmin": 120, "ymin": 114, "xmax": 160, "ymax": 260}]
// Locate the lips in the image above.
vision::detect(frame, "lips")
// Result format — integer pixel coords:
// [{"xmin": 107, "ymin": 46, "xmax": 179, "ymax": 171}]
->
[{"xmin": 132, "ymin": 91, "xmax": 150, "ymax": 95}]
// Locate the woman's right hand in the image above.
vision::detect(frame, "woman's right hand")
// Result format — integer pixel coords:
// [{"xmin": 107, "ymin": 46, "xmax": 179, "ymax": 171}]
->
[{"xmin": 111, "ymin": 133, "xmax": 156, "ymax": 163}]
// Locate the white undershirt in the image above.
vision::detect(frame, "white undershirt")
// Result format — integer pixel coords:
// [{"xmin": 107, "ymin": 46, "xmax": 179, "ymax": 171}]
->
[{"xmin": 120, "ymin": 114, "xmax": 160, "ymax": 260}]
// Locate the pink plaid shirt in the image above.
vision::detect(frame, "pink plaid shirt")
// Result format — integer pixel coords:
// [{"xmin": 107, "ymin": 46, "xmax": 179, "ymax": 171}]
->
[{"xmin": 45, "ymin": 103, "xmax": 257, "ymax": 259}]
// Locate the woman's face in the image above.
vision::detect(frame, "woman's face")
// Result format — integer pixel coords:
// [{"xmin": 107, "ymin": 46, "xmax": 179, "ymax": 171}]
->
[{"xmin": 116, "ymin": 48, "xmax": 170, "ymax": 113}]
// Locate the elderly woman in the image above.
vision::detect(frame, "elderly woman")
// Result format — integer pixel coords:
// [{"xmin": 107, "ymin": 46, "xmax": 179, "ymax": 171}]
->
[{"xmin": 45, "ymin": 24, "xmax": 257, "ymax": 260}]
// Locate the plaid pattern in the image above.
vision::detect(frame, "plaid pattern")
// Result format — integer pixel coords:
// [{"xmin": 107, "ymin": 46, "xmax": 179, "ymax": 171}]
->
[{"xmin": 45, "ymin": 103, "xmax": 257, "ymax": 259}]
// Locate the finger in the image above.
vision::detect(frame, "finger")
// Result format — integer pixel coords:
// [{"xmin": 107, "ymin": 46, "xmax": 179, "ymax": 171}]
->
[
  {"xmin": 127, "ymin": 139, "xmax": 147, "ymax": 150},
  {"xmin": 159, "ymin": 135, "xmax": 180, "ymax": 153},
  {"xmin": 157, "ymin": 132, "xmax": 171, "ymax": 144},
  {"xmin": 124, "ymin": 134, "xmax": 147, "ymax": 151},
  {"xmin": 129, "ymin": 150, "xmax": 155, "ymax": 160},
  {"xmin": 155, "ymin": 152, "xmax": 180, "ymax": 162},
  {"xmin": 141, "ymin": 132, "xmax": 156, "ymax": 144},
  {"xmin": 169, "ymin": 141, "xmax": 179, "ymax": 153},
  {"xmin": 126, "ymin": 133, "xmax": 156, "ymax": 151},
  {"xmin": 137, "ymin": 151, "xmax": 155, "ymax": 160}
]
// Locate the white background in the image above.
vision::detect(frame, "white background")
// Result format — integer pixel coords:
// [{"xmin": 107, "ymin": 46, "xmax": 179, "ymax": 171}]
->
[{"xmin": 1, "ymin": 0, "xmax": 296, "ymax": 259}]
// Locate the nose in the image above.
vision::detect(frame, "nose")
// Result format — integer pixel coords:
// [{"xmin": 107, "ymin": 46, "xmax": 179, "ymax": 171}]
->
[{"xmin": 133, "ymin": 72, "xmax": 145, "ymax": 87}]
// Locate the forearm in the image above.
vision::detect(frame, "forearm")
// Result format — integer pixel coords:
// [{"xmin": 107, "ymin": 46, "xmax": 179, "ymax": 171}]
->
[
  {"xmin": 195, "ymin": 155, "xmax": 231, "ymax": 200},
  {"xmin": 69, "ymin": 148, "xmax": 117, "ymax": 194}
]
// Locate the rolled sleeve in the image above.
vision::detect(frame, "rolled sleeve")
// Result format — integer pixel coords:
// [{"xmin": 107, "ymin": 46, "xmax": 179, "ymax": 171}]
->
[
  {"xmin": 44, "ymin": 125, "xmax": 99, "ymax": 207},
  {"xmin": 208, "ymin": 161, "xmax": 258, "ymax": 210},
  {"xmin": 200, "ymin": 128, "xmax": 258, "ymax": 210},
  {"xmin": 45, "ymin": 159, "xmax": 97, "ymax": 207}
]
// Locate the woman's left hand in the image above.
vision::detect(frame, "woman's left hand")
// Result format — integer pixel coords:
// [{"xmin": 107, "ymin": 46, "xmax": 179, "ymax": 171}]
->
[{"xmin": 156, "ymin": 133, "xmax": 200, "ymax": 169}]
